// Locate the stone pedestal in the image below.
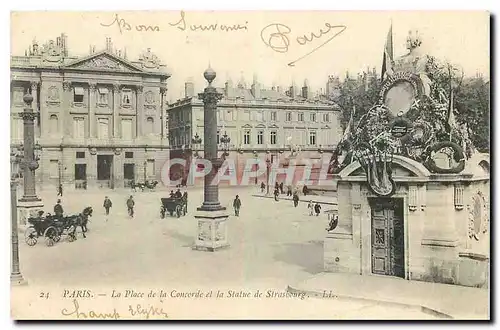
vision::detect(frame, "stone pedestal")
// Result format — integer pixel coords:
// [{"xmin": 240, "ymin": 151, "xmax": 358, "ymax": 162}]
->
[
  {"xmin": 193, "ymin": 210, "xmax": 230, "ymax": 252},
  {"xmin": 17, "ymin": 199, "xmax": 44, "ymax": 226}
]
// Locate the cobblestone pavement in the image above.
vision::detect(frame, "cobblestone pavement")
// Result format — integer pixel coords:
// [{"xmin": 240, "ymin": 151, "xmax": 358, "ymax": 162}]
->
[{"xmin": 14, "ymin": 186, "xmax": 437, "ymax": 319}]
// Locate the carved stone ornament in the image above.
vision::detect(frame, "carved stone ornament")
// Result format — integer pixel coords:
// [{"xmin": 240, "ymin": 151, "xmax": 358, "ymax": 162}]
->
[
  {"xmin": 137, "ymin": 85, "xmax": 144, "ymax": 94},
  {"xmin": 198, "ymin": 90, "xmax": 223, "ymax": 105},
  {"xmin": 19, "ymin": 112, "xmax": 37, "ymax": 121},
  {"xmin": 62, "ymin": 81, "xmax": 72, "ymax": 91},
  {"xmin": 89, "ymin": 147, "xmax": 97, "ymax": 155},
  {"xmin": 114, "ymin": 148, "xmax": 122, "ymax": 155},
  {"xmin": 468, "ymin": 191, "xmax": 489, "ymax": 241},
  {"xmin": 41, "ymin": 39, "xmax": 63, "ymax": 63},
  {"xmin": 139, "ymin": 48, "xmax": 161, "ymax": 69},
  {"xmin": 144, "ymin": 91, "xmax": 154, "ymax": 104},
  {"xmin": 77, "ymin": 55, "xmax": 132, "ymax": 72},
  {"xmin": 47, "ymin": 86, "xmax": 59, "ymax": 101}
]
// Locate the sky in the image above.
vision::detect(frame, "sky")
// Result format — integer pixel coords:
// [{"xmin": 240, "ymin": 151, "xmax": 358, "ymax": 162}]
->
[{"xmin": 10, "ymin": 11, "xmax": 489, "ymax": 103}]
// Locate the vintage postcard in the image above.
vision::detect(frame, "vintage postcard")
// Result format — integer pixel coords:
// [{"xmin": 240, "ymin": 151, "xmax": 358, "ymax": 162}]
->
[{"xmin": 9, "ymin": 10, "xmax": 489, "ymax": 320}]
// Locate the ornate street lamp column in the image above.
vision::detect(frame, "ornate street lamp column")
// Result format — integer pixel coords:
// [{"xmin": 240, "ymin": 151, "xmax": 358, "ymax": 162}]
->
[
  {"xmin": 193, "ymin": 66, "xmax": 230, "ymax": 252},
  {"xmin": 17, "ymin": 94, "xmax": 44, "ymax": 225},
  {"xmin": 10, "ymin": 150, "xmax": 26, "ymax": 285}
]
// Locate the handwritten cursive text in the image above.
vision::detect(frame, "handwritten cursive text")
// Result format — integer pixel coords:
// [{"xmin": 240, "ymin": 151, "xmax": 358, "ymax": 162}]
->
[
  {"xmin": 260, "ymin": 22, "xmax": 347, "ymax": 66},
  {"xmin": 61, "ymin": 299, "xmax": 121, "ymax": 320},
  {"xmin": 128, "ymin": 303, "xmax": 169, "ymax": 319},
  {"xmin": 169, "ymin": 11, "xmax": 248, "ymax": 32},
  {"xmin": 100, "ymin": 14, "xmax": 160, "ymax": 34}
]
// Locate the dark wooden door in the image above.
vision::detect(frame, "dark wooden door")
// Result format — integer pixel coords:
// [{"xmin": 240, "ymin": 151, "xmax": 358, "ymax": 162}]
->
[{"xmin": 370, "ymin": 198, "xmax": 405, "ymax": 278}]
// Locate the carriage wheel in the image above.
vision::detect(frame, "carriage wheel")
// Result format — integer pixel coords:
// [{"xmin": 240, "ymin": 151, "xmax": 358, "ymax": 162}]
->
[
  {"xmin": 44, "ymin": 226, "xmax": 58, "ymax": 247},
  {"xmin": 176, "ymin": 205, "xmax": 182, "ymax": 218},
  {"xmin": 24, "ymin": 227, "xmax": 38, "ymax": 246}
]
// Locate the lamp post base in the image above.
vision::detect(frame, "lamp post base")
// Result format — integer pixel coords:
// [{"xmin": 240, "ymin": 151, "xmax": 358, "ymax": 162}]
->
[
  {"xmin": 10, "ymin": 273, "xmax": 27, "ymax": 286},
  {"xmin": 193, "ymin": 210, "xmax": 230, "ymax": 252},
  {"xmin": 17, "ymin": 199, "xmax": 44, "ymax": 227}
]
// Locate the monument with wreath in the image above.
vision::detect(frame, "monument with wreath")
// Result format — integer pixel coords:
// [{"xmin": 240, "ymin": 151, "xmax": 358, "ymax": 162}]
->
[{"xmin": 325, "ymin": 30, "xmax": 489, "ymax": 287}]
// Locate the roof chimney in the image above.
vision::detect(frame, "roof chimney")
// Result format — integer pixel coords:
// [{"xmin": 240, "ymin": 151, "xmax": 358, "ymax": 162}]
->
[{"xmin": 184, "ymin": 80, "xmax": 194, "ymax": 98}]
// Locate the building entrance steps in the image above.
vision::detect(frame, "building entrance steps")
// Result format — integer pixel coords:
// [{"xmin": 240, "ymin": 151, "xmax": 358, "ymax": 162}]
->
[{"xmin": 287, "ymin": 272, "xmax": 489, "ymax": 319}]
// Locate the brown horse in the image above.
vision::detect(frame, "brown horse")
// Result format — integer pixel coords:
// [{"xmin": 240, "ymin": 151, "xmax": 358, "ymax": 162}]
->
[{"xmin": 74, "ymin": 206, "xmax": 93, "ymax": 238}]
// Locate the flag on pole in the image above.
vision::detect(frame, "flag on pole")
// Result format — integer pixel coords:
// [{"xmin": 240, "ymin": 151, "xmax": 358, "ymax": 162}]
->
[
  {"xmin": 341, "ymin": 103, "xmax": 356, "ymax": 143},
  {"xmin": 381, "ymin": 23, "xmax": 394, "ymax": 83},
  {"xmin": 447, "ymin": 89, "xmax": 456, "ymax": 140}
]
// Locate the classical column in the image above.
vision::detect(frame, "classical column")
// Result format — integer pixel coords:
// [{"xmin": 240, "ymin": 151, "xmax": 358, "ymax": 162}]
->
[
  {"xmin": 160, "ymin": 87, "xmax": 167, "ymax": 141},
  {"xmin": 62, "ymin": 81, "xmax": 72, "ymax": 137},
  {"xmin": 89, "ymin": 82, "xmax": 96, "ymax": 138},
  {"xmin": 30, "ymin": 81, "xmax": 40, "ymax": 139},
  {"xmin": 136, "ymin": 85, "xmax": 144, "ymax": 138},
  {"xmin": 17, "ymin": 94, "xmax": 44, "ymax": 225},
  {"xmin": 193, "ymin": 66, "xmax": 229, "ymax": 252},
  {"xmin": 113, "ymin": 84, "xmax": 120, "ymax": 138}
]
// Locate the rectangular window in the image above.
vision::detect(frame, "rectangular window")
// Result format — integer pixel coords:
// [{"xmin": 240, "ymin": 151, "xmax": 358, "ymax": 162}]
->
[
  {"xmin": 286, "ymin": 112, "xmax": 292, "ymax": 122},
  {"xmin": 309, "ymin": 131, "xmax": 317, "ymax": 145},
  {"xmin": 125, "ymin": 152, "xmax": 134, "ymax": 159},
  {"xmin": 244, "ymin": 130, "xmax": 251, "ymax": 145},
  {"xmin": 98, "ymin": 118, "xmax": 109, "ymax": 139},
  {"xmin": 73, "ymin": 117, "xmax": 85, "ymax": 139},
  {"xmin": 310, "ymin": 113, "xmax": 316, "ymax": 122},
  {"xmin": 298, "ymin": 113, "xmax": 304, "ymax": 121},
  {"xmin": 146, "ymin": 159, "xmax": 155, "ymax": 177},
  {"xmin": 98, "ymin": 87, "xmax": 109, "ymax": 104},
  {"xmin": 121, "ymin": 119, "xmax": 133, "ymax": 140},
  {"xmin": 49, "ymin": 160, "xmax": 59, "ymax": 179},
  {"xmin": 76, "ymin": 152, "xmax": 85, "ymax": 159},
  {"xmin": 270, "ymin": 111, "xmax": 277, "ymax": 121},
  {"xmin": 270, "ymin": 131, "xmax": 277, "ymax": 145},
  {"xmin": 323, "ymin": 113, "xmax": 330, "ymax": 122},
  {"xmin": 257, "ymin": 131, "xmax": 264, "ymax": 144},
  {"xmin": 73, "ymin": 87, "xmax": 84, "ymax": 103}
]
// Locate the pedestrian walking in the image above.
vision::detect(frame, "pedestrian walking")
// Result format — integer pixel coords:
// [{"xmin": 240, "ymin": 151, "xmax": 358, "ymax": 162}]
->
[
  {"xmin": 279, "ymin": 182, "xmax": 284, "ymax": 194},
  {"xmin": 287, "ymin": 185, "xmax": 292, "ymax": 197},
  {"xmin": 126, "ymin": 195, "xmax": 135, "ymax": 218},
  {"xmin": 103, "ymin": 196, "xmax": 112, "ymax": 216},
  {"xmin": 274, "ymin": 188, "xmax": 280, "ymax": 201},
  {"xmin": 308, "ymin": 200, "xmax": 314, "ymax": 216},
  {"xmin": 53, "ymin": 199, "xmax": 64, "ymax": 220},
  {"xmin": 293, "ymin": 192, "xmax": 299, "ymax": 207},
  {"xmin": 260, "ymin": 182, "xmax": 266, "ymax": 193},
  {"xmin": 303, "ymin": 185, "xmax": 309, "ymax": 196},
  {"xmin": 182, "ymin": 192, "xmax": 188, "ymax": 214},
  {"xmin": 233, "ymin": 195, "xmax": 242, "ymax": 216},
  {"xmin": 57, "ymin": 184, "xmax": 63, "ymax": 197},
  {"xmin": 314, "ymin": 202, "xmax": 322, "ymax": 216}
]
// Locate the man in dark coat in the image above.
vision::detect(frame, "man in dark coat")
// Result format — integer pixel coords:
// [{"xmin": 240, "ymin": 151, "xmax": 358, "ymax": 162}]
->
[
  {"xmin": 292, "ymin": 192, "xmax": 299, "ymax": 207},
  {"xmin": 103, "ymin": 196, "xmax": 112, "ymax": 216},
  {"xmin": 233, "ymin": 195, "xmax": 242, "ymax": 216},
  {"xmin": 274, "ymin": 188, "xmax": 280, "ymax": 201},
  {"xmin": 126, "ymin": 195, "xmax": 135, "ymax": 217},
  {"xmin": 314, "ymin": 203, "xmax": 322, "ymax": 216},
  {"xmin": 182, "ymin": 192, "xmax": 188, "ymax": 214},
  {"xmin": 303, "ymin": 185, "xmax": 309, "ymax": 196},
  {"xmin": 175, "ymin": 189, "xmax": 182, "ymax": 199},
  {"xmin": 170, "ymin": 190, "xmax": 175, "ymax": 197},
  {"xmin": 260, "ymin": 182, "xmax": 266, "ymax": 193},
  {"xmin": 57, "ymin": 184, "xmax": 63, "ymax": 197},
  {"xmin": 54, "ymin": 199, "xmax": 64, "ymax": 220},
  {"xmin": 279, "ymin": 182, "xmax": 284, "ymax": 194}
]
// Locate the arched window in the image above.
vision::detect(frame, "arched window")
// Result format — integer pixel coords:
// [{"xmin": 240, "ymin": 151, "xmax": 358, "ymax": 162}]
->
[
  {"xmin": 49, "ymin": 114, "xmax": 59, "ymax": 135},
  {"xmin": 146, "ymin": 117, "xmax": 154, "ymax": 135}
]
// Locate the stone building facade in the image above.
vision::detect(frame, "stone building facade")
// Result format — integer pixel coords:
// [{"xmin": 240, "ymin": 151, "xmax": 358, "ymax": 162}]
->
[
  {"xmin": 167, "ymin": 76, "xmax": 343, "ymax": 187},
  {"xmin": 10, "ymin": 34, "xmax": 170, "ymax": 189}
]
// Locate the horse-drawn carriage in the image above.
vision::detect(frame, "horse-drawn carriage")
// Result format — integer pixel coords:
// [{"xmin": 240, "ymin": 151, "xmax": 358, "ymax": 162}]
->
[
  {"xmin": 24, "ymin": 207, "xmax": 93, "ymax": 247},
  {"xmin": 160, "ymin": 197, "xmax": 187, "ymax": 218},
  {"xmin": 131, "ymin": 180, "xmax": 159, "ymax": 192}
]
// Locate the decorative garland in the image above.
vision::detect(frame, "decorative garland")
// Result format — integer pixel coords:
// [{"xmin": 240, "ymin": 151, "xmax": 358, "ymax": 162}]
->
[{"xmin": 424, "ymin": 141, "xmax": 465, "ymax": 174}]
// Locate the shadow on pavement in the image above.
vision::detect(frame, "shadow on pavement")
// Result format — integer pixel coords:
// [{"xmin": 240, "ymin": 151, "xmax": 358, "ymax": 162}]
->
[{"xmin": 273, "ymin": 240, "xmax": 324, "ymax": 275}]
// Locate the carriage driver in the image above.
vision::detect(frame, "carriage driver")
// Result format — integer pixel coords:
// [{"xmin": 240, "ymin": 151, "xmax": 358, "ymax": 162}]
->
[{"xmin": 54, "ymin": 199, "xmax": 64, "ymax": 220}]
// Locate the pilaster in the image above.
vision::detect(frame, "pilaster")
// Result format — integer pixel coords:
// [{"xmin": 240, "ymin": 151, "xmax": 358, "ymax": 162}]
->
[
  {"xmin": 89, "ymin": 82, "xmax": 96, "ymax": 138},
  {"xmin": 62, "ymin": 81, "xmax": 72, "ymax": 137},
  {"xmin": 30, "ymin": 81, "xmax": 40, "ymax": 139},
  {"xmin": 113, "ymin": 84, "xmax": 120, "ymax": 138},
  {"xmin": 137, "ymin": 85, "xmax": 144, "ymax": 138}
]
